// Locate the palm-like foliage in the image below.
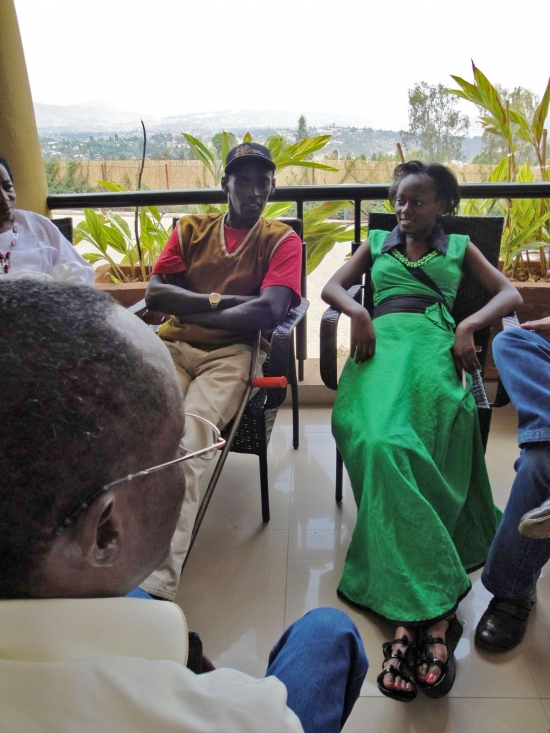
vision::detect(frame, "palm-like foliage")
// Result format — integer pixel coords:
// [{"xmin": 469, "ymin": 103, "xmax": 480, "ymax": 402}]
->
[
  {"xmin": 448, "ymin": 62, "xmax": 550, "ymax": 276},
  {"xmin": 74, "ymin": 181, "xmax": 170, "ymax": 282}
]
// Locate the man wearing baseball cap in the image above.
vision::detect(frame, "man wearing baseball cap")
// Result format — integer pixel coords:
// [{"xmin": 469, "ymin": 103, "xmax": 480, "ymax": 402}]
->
[{"xmin": 143, "ymin": 142, "xmax": 302, "ymax": 600}]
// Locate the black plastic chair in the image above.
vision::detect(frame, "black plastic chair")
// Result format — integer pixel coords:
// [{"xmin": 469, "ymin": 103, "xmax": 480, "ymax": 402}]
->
[{"xmin": 320, "ymin": 213, "xmax": 508, "ymax": 501}]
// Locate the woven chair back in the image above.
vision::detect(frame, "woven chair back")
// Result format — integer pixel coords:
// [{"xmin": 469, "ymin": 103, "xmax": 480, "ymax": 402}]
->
[
  {"xmin": 367, "ymin": 213, "xmax": 504, "ymax": 372},
  {"xmin": 52, "ymin": 217, "xmax": 74, "ymax": 244}
]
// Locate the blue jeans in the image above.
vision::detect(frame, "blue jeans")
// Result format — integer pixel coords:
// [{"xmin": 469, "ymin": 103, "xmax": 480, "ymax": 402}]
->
[
  {"xmin": 266, "ymin": 608, "xmax": 368, "ymax": 733},
  {"xmin": 482, "ymin": 328, "xmax": 550, "ymax": 599}
]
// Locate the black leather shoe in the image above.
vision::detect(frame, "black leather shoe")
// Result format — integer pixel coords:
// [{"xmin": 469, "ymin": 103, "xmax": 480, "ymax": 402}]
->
[{"xmin": 475, "ymin": 590, "xmax": 536, "ymax": 652}]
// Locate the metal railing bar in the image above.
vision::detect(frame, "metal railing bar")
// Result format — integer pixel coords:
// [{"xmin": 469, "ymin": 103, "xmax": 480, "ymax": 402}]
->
[{"xmin": 48, "ymin": 182, "xmax": 550, "ymax": 210}]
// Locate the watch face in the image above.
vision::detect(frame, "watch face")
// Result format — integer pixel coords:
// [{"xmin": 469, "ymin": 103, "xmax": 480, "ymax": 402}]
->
[{"xmin": 209, "ymin": 293, "xmax": 222, "ymax": 307}]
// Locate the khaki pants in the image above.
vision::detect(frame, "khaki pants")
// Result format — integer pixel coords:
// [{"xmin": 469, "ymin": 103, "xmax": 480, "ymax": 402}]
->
[{"xmin": 141, "ymin": 340, "xmax": 264, "ymax": 600}]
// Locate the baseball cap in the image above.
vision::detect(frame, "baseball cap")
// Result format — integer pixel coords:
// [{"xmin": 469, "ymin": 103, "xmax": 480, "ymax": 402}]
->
[{"xmin": 224, "ymin": 142, "xmax": 276, "ymax": 175}]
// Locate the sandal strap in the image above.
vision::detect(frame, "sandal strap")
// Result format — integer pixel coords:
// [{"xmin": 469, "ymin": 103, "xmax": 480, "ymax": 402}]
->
[
  {"xmin": 424, "ymin": 635, "xmax": 447, "ymax": 647},
  {"xmin": 378, "ymin": 662, "xmax": 415, "ymax": 686},
  {"xmin": 382, "ymin": 637, "xmax": 417, "ymax": 666},
  {"xmin": 417, "ymin": 653, "xmax": 448, "ymax": 673}
]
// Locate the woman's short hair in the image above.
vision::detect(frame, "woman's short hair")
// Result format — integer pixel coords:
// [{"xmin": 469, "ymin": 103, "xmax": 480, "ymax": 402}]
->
[
  {"xmin": 0, "ymin": 155, "xmax": 14, "ymax": 182},
  {"xmin": 388, "ymin": 161, "xmax": 460, "ymax": 216}
]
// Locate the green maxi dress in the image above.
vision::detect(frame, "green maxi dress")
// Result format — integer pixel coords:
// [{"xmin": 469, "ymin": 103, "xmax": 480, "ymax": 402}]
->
[{"xmin": 332, "ymin": 229, "xmax": 501, "ymax": 626}]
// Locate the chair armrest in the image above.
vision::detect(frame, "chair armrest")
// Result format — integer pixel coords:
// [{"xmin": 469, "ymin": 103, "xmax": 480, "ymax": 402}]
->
[
  {"xmin": 492, "ymin": 311, "xmax": 521, "ymax": 407},
  {"xmin": 471, "ymin": 370, "xmax": 492, "ymax": 451},
  {"xmin": 128, "ymin": 298, "xmax": 147, "ymax": 317},
  {"xmin": 265, "ymin": 298, "xmax": 309, "ymax": 410},
  {"xmin": 502, "ymin": 312, "xmax": 520, "ymax": 330},
  {"xmin": 471, "ymin": 370, "xmax": 490, "ymax": 410},
  {"xmin": 320, "ymin": 284, "xmax": 362, "ymax": 391},
  {"xmin": 128, "ymin": 298, "xmax": 168, "ymax": 333}
]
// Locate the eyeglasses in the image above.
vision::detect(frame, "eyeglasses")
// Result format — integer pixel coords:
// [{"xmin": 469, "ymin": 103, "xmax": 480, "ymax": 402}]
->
[{"xmin": 54, "ymin": 413, "xmax": 225, "ymax": 537}]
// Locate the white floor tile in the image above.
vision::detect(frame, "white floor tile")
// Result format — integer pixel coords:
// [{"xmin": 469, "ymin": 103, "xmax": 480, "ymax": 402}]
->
[
  {"xmin": 177, "ymin": 527, "xmax": 289, "ymax": 678},
  {"xmin": 342, "ymin": 697, "xmax": 549, "ymax": 733}
]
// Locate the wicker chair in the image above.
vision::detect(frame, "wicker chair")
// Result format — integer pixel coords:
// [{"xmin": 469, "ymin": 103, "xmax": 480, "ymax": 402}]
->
[
  {"xmin": 52, "ymin": 217, "xmax": 73, "ymax": 243},
  {"xmin": 320, "ymin": 213, "xmax": 507, "ymax": 501}
]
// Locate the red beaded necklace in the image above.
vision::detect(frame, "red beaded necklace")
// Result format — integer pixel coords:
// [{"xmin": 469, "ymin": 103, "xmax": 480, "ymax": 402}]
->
[{"xmin": 0, "ymin": 222, "xmax": 17, "ymax": 274}]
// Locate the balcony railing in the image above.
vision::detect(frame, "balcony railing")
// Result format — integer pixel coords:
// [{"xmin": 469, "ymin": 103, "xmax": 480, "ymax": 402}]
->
[{"xmin": 48, "ymin": 182, "xmax": 550, "ymax": 380}]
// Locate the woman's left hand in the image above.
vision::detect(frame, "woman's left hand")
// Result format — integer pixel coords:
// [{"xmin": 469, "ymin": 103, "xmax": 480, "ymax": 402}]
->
[{"xmin": 452, "ymin": 321, "xmax": 481, "ymax": 376}]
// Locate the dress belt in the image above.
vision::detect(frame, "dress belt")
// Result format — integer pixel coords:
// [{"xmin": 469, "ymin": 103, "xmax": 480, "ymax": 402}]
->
[{"xmin": 373, "ymin": 294, "xmax": 443, "ymax": 319}]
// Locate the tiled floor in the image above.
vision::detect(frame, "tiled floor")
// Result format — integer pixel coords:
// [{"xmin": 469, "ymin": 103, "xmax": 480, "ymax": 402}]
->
[{"xmin": 177, "ymin": 402, "xmax": 550, "ymax": 733}]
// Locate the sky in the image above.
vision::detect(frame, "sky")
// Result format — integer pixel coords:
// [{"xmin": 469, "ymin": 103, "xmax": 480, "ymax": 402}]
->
[{"xmin": 14, "ymin": 0, "xmax": 550, "ymax": 133}]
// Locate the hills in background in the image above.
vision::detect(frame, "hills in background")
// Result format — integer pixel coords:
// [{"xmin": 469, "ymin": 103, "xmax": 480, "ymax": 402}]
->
[{"xmin": 35, "ymin": 101, "xmax": 483, "ymax": 160}]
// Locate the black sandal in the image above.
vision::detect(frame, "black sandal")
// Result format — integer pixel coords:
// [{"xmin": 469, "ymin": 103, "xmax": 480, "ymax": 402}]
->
[
  {"xmin": 416, "ymin": 616, "xmax": 463, "ymax": 698},
  {"xmin": 376, "ymin": 635, "xmax": 418, "ymax": 702}
]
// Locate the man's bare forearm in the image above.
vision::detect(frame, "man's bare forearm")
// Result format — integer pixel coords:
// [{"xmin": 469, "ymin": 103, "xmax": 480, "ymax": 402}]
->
[
  {"xmin": 145, "ymin": 275, "xmax": 254, "ymax": 315},
  {"xmin": 181, "ymin": 287, "xmax": 292, "ymax": 332}
]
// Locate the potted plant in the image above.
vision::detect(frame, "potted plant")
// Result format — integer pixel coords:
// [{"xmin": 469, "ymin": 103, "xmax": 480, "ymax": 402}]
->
[
  {"xmin": 447, "ymin": 64, "xmax": 550, "ymax": 376},
  {"xmin": 74, "ymin": 187, "xmax": 170, "ymax": 307}
]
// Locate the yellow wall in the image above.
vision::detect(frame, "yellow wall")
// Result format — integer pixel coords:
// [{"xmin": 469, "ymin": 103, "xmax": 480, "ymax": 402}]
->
[{"xmin": 0, "ymin": 0, "xmax": 49, "ymax": 215}]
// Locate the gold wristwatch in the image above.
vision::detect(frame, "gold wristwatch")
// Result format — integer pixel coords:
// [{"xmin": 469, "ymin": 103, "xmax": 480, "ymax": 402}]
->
[{"xmin": 209, "ymin": 292, "xmax": 222, "ymax": 309}]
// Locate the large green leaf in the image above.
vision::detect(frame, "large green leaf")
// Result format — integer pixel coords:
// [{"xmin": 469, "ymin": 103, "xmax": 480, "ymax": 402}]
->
[
  {"xmin": 81, "ymin": 209, "xmax": 109, "ymax": 251},
  {"xmin": 504, "ymin": 211, "xmax": 550, "ymax": 266},
  {"xmin": 283, "ymin": 160, "xmax": 338, "ymax": 172},
  {"xmin": 304, "ymin": 201, "xmax": 351, "ymax": 227},
  {"xmin": 532, "ymin": 78, "xmax": 550, "ymax": 144},
  {"xmin": 508, "ymin": 108, "xmax": 530, "ymax": 131},
  {"xmin": 263, "ymin": 202, "xmax": 294, "ymax": 219},
  {"xmin": 145, "ymin": 204, "xmax": 163, "ymax": 223},
  {"xmin": 98, "ymin": 180, "xmax": 128, "ymax": 192},
  {"xmin": 447, "ymin": 75, "xmax": 483, "ymax": 106},
  {"xmin": 472, "ymin": 63, "xmax": 507, "ymax": 127},
  {"xmin": 109, "ymin": 212, "xmax": 132, "ymax": 240},
  {"xmin": 279, "ymin": 135, "xmax": 332, "ymax": 160},
  {"xmin": 487, "ymin": 157, "xmax": 510, "ymax": 182},
  {"xmin": 220, "ymin": 132, "xmax": 233, "ymax": 168},
  {"xmin": 181, "ymin": 133, "xmax": 215, "ymax": 178},
  {"xmin": 265, "ymin": 135, "xmax": 286, "ymax": 160},
  {"xmin": 517, "ymin": 162, "xmax": 534, "ymax": 183},
  {"xmin": 82, "ymin": 252, "xmax": 106, "ymax": 264}
]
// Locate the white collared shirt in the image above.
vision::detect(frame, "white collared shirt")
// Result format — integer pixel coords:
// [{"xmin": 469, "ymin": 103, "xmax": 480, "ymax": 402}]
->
[
  {"xmin": 0, "ymin": 597, "xmax": 303, "ymax": 733},
  {"xmin": 0, "ymin": 210, "xmax": 95, "ymax": 285}
]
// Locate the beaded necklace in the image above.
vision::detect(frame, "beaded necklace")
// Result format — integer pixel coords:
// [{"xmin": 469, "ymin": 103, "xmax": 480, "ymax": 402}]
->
[
  {"xmin": 391, "ymin": 248, "xmax": 440, "ymax": 269},
  {"xmin": 0, "ymin": 222, "xmax": 17, "ymax": 274}
]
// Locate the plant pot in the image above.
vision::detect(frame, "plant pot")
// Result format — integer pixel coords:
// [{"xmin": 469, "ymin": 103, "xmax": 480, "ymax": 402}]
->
[
  {"xmin": 485, "ymin": 279, "xmax": 550, "ymax": 381},
  {"xmin": 94, "ymin": 264, "xmax": 148, "ymax": 308}
]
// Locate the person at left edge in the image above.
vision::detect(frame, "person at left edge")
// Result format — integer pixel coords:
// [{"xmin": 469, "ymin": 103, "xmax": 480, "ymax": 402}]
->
[
  {"xmin": 141, "ymin": 142, "xmax": 302, "ymax": 601},
  {"xmin": 0, "ymin": 156, "xmax": 94, "ymax": 285}
]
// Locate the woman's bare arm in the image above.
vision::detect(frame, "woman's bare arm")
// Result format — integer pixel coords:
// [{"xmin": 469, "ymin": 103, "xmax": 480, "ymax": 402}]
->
[
  {"xmin": 321, "ymin": 240, "xmax": 376, "ymax": 362},
  {"xmin": 452, "ymin": 243, "xmax": 523, "ymax": 374}
]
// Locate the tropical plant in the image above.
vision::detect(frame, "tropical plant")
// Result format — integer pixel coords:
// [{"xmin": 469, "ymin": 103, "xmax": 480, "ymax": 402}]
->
[
  {"xmin": 74, "ymin": 181, "xmax": 170, "ymax": 283},
  {"xmin": 447, "ymin": 62, "xmax": 550, "ymax": 278},
  {"xmin": 181, "ymin": 131, "xmax": 364, "ymax": 273}
]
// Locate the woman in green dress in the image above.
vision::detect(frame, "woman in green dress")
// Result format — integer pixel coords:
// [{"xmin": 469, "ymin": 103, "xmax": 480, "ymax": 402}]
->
[{"xmin": 322, "ymin": 162, "xmax": 522, "ymax": 702}]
